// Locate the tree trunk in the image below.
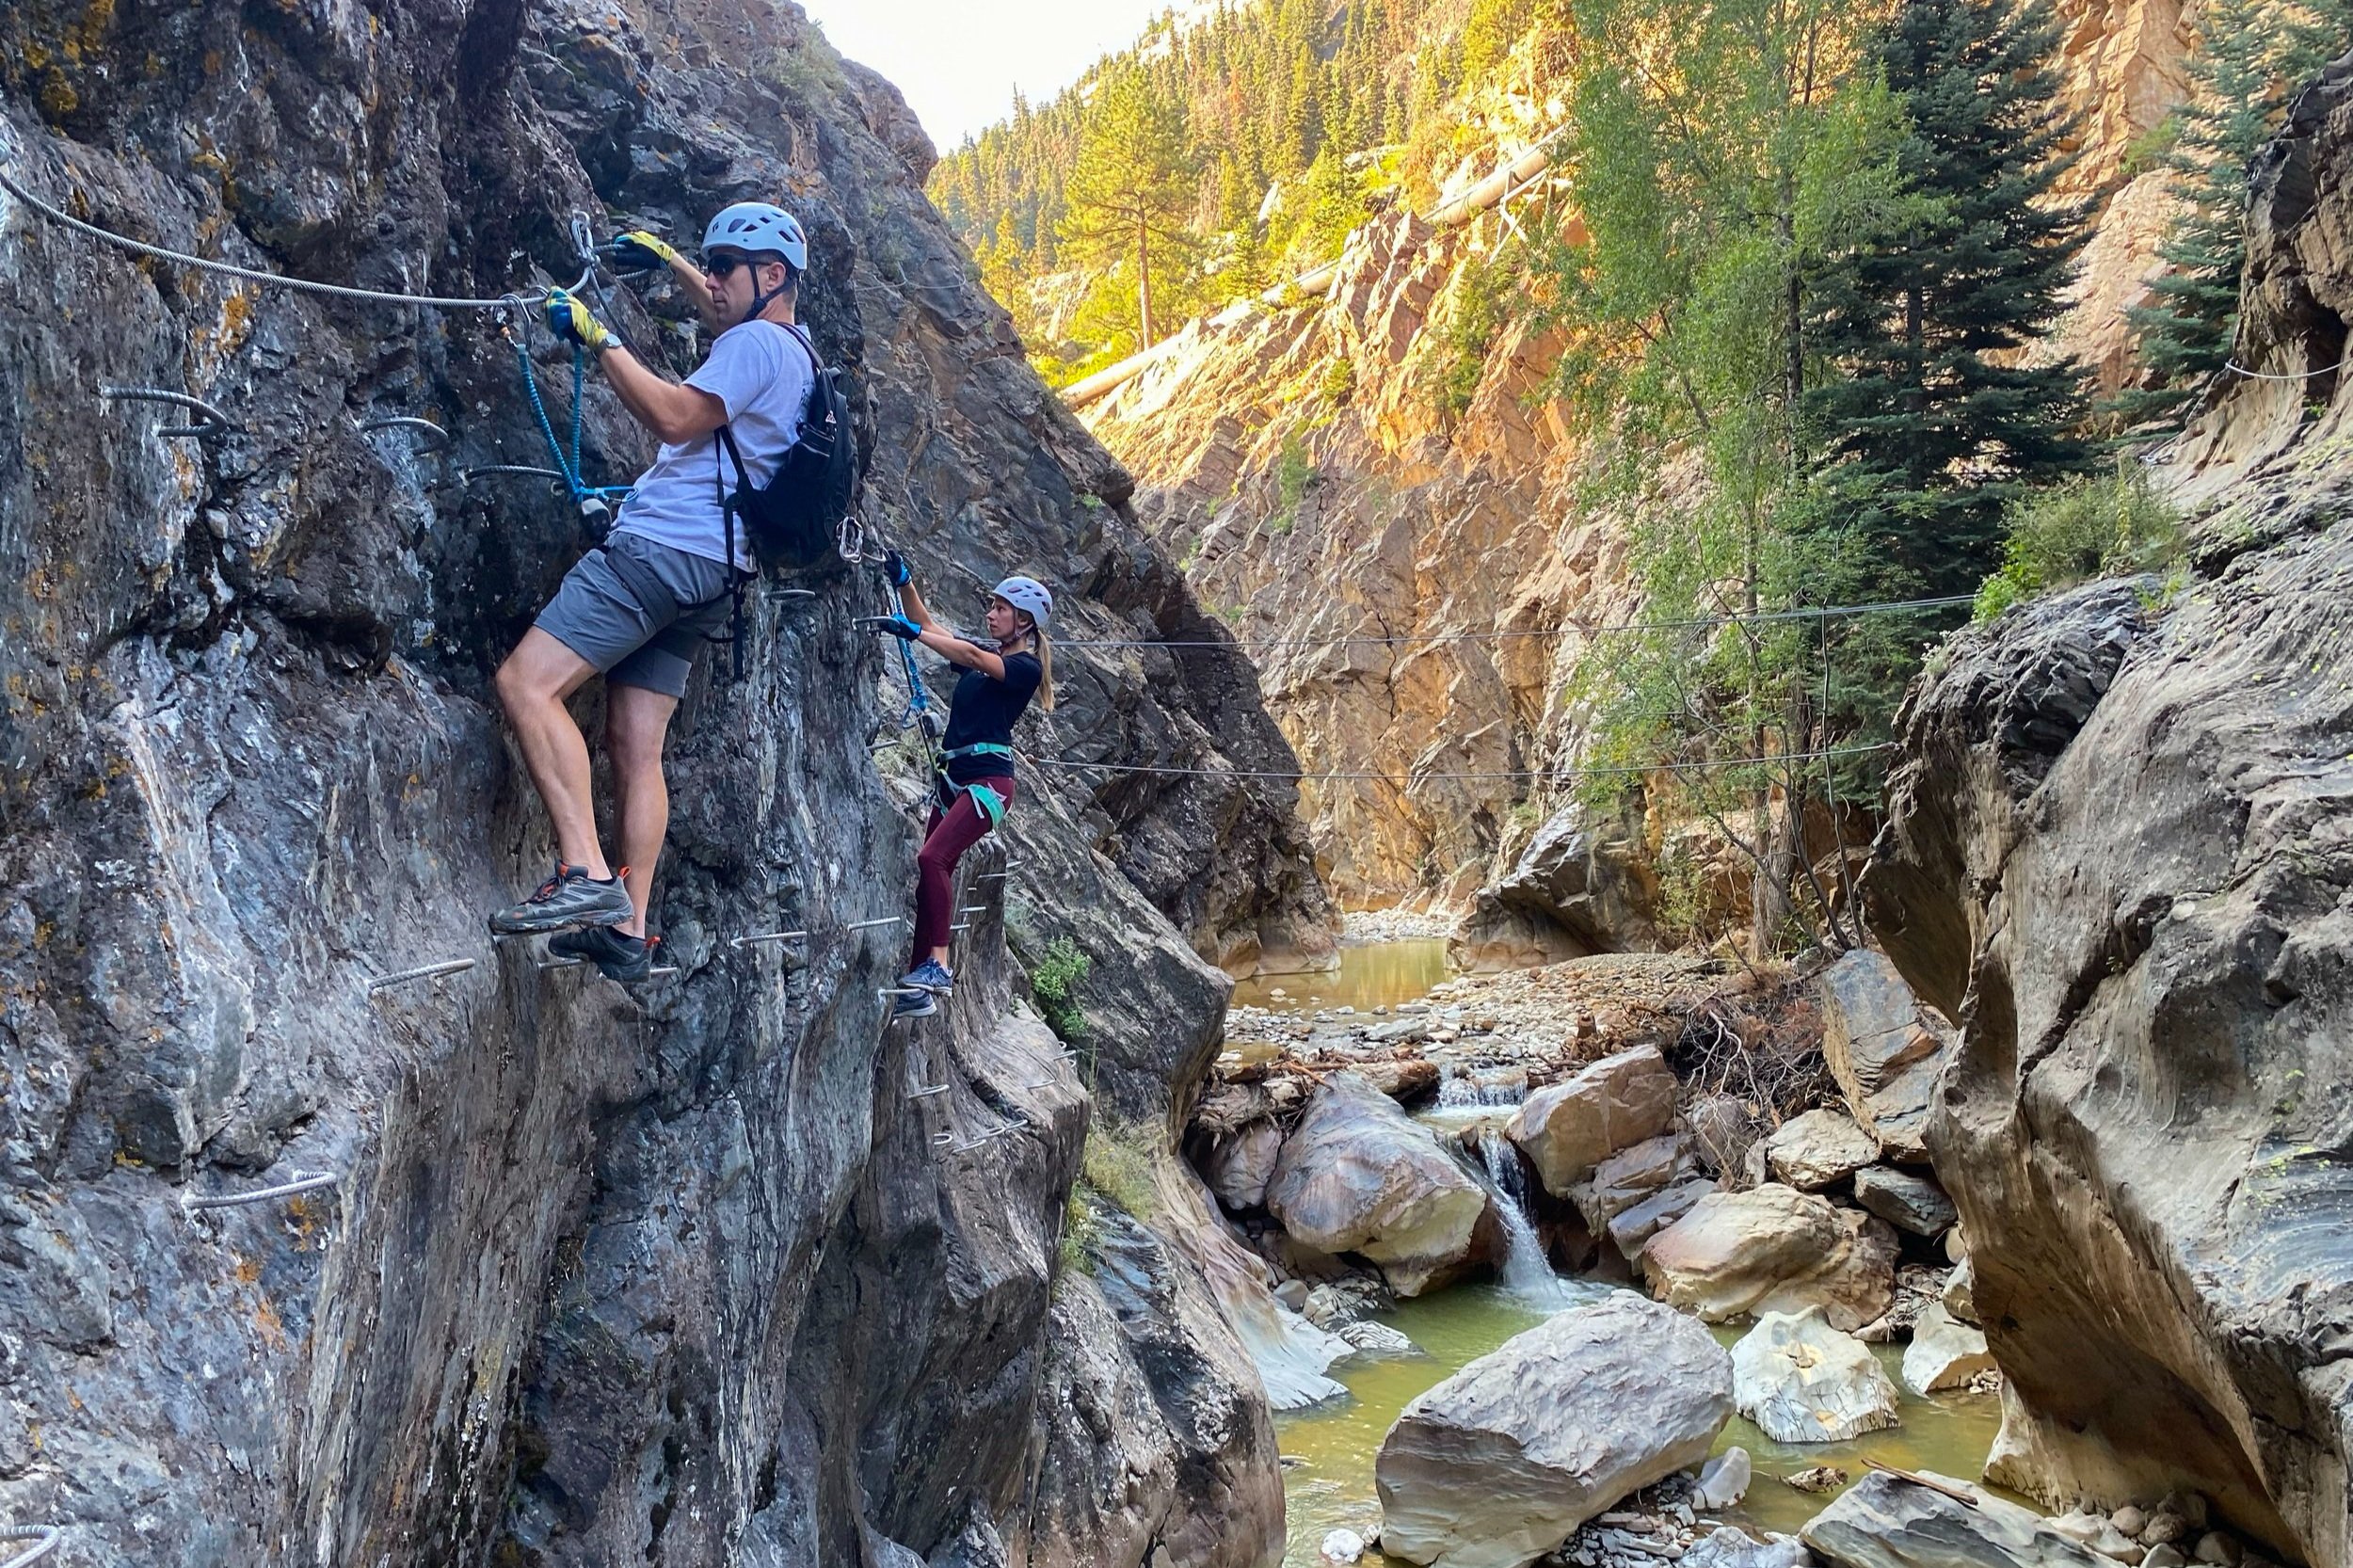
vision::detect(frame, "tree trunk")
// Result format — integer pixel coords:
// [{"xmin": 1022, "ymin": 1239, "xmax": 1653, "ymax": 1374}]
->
[{"xmin": 1137, "ymin": 216, "xmax": 1155, "ymax": 349}]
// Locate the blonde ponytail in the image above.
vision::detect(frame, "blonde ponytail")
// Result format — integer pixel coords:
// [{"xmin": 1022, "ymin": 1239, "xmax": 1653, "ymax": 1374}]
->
[{"xmin": 1032, "ymin": 624, "xmax": 1056, "ymax": 712}]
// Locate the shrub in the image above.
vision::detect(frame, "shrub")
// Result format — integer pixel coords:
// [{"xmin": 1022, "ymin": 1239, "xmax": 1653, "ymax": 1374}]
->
[
  {"xmin": 1269, "ymin": 432, "xmax": 1316, "ymax": 534},
  {"xmin": 1974, "ymin": 462, "xmax": 2181, "ymax": 620},
  {"xmin": 1032, "ymin": 936, "xmax": 1092, "ymax": 1042}
]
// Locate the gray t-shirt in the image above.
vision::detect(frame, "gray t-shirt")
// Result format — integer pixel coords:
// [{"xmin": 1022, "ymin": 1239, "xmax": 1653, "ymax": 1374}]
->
[{"xmin": 612, "ymin": 318, "xmax": 813, "ymax": 571}]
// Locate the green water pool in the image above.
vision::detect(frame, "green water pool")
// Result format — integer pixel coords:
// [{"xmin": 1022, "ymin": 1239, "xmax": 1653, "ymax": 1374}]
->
[{"xmin": 1232, "ymin": 938, "xmax": 1453, "ymax": 1014}]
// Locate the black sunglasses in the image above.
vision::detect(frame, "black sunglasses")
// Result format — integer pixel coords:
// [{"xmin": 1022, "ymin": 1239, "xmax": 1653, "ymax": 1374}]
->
[{"xmin": 704, "ymin": 253, "xmax": 751, "ymax": 278}]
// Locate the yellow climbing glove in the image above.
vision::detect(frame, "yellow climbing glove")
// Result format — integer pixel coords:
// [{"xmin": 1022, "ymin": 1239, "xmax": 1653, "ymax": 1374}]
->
[
  {"xmin": 607, "ymin": 230, "xmax": 680, "ymax": 272},
  {"xmin": 543, "ymin": 288, "xmax": 615, "ymax": 354}
]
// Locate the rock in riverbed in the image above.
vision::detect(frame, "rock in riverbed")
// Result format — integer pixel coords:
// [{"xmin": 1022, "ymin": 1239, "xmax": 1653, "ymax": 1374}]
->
[
  {"xmin": 1901, "ymin": 1302, "xmax": 1995, "ymax": 1396},
  {"xmin": 1644, "ymin": 1186, "xmax": 1897, "ymax": 1331},
  {"xmin": 1851, "ymin": 1167, "xmax": 1958, "ymax": 1238},
  {"xmin": 1376, "ymin": 1294, "xmax": 1734, "ymax": 1568},
  {"xmin": 1267, "ymin": 1073, "xmax": 1494, "ymax": 1295},
  {"xmin": 1732, "ymin": 1308, "xmax": 1900, "ymax": 1444},
  {"xmin": 1802, "ymin": 1472, "xmax": 2112, "ymax": 1568},
  {"xmin": 1814, "ymin": 951, "xmax": 1950, "ymax": 1163},
  {"xmin": 1506, "ymin": 1045, "xmax": 1680, "ymax": 1194}
]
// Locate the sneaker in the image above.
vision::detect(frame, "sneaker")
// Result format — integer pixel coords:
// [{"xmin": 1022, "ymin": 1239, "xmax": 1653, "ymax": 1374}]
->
[
  {"xmin": 899, "ymin": 958, "xmax": 955, "ymax": 996},
  {"xmin": 488, "ymin": 862, "xmax": 633, "ymax": 936},
  {"xmin": 890, "ymin": 987, "xmax": 936, "ymax": 1019},
  {"xmin": 550, "ymin": 924, "xmax": 655, "ymax": 983}
]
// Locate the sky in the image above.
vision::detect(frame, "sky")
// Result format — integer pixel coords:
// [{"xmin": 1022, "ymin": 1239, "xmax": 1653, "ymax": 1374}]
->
[{"xmin": 798, "ymin": 0, "xmax": 1176, "ymax": 149}]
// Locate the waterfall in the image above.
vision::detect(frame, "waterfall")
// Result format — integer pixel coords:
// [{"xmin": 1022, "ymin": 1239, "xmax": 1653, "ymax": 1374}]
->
[
  {"xmin": 1436, "ymin": 1067, "xmax": 1527, "ymax": 1110},
  {"xmin": 1467, "ymin": 1128, "xmax": 1589, "ymax": 1312}
]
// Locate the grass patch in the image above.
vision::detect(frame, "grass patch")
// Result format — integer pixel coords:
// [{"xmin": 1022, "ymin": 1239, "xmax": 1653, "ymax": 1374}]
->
[{"xmin": 1031, "ymin": 935, "xmax": 1092, "ymax": 1043}]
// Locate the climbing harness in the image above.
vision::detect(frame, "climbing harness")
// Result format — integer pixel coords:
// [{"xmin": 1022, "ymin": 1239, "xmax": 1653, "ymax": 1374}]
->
[
  {"xmin": 0, "ymin": 166, "xmax": 586, "ymax": 310},
  {"xmin": 99, "ymin": 385, "xmax": 235, "ymax": 440},
  {"xmin": 0, "ymin": 1525, "xmax": 63, "ymax": 1568},
  {"xmin": 361, "ymin": 958, "xmax": 477, "ymax": 997},
  {"xmin": 181, "ymin": 1171, "xmax": 340, "ymax": 1215},
  {"xmin": 356, "ymin": 415, "xmax": 451, "ymax": 456}
]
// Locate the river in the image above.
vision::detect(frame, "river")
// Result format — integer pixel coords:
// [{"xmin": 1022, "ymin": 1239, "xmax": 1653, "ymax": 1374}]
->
[{"xmin": 1240, "ymin": 940, "xmax": 2007, "ymax": 1567}]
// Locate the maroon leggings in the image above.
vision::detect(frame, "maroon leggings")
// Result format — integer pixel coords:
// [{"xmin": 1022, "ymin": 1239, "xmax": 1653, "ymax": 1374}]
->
[{"xmin": 911, "ymin": 776, "xmax": 1013, "ymax": 960}]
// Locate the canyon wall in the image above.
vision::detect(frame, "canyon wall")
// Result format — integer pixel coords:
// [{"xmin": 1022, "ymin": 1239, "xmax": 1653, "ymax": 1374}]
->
[
  {"xmin": 1864, "ymin": 56, "xmax": 2353, "ymax": 1568},
  {"xmin": 0, "ymin": 0, "xmax": 1323, "ymax": 1560},
  {"xmin": 1083, "ymin": 0, "xmax": 2196, "ymax": 936}
]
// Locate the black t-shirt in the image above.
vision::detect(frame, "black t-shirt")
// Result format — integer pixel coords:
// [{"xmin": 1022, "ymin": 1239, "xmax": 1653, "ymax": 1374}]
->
[{"xmin": 942, "ymin": 650, "xmax": 1041, "ymax": 783}]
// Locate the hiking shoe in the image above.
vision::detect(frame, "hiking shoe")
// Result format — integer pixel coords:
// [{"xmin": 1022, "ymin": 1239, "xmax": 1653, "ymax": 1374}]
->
[
  {"xmin": 900, "ymin": 958, "xmax": 954, "ymax": 996},
  {"xmin": 890, "ymin": 987, "xmax": 936, "ymax": 1019},
  {"xmin": 550, "ymin": 924, "xmax": 655, "ymax": 984},
  {"xmin": 488, "ymin": 862, "xmax": 633, "ymax": 935}
]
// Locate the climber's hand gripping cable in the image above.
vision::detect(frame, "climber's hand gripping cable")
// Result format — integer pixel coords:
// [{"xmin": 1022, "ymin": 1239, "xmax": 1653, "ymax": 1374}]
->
[
  {"xmin": 544, "ymin": 288, "xmax": 616, "ymax": 355},
  {"xmin": 605, "ymin": 231, "xmax": 680, "ymax": 272}
]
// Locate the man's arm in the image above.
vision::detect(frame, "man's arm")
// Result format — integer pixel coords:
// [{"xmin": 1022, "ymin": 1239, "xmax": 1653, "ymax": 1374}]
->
[{"xmin": 597, "ymin": 345, "xmax": 728, "ymax": 445}]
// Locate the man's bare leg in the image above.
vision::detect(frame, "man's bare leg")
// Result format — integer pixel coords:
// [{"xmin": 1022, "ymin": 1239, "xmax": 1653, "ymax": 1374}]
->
[
  {"xmin": 606, "ymin": 682, "xmax": 680, "ymax": 939},
  {"xmin": 493, "ymin": 629, "xmax": 611, "ymax": 878}
]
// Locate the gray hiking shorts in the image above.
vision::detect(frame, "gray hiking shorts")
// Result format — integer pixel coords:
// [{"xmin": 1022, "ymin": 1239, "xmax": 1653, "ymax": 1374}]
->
[{"xmin": 535, "ymin": 531, "xmax": 735, "ymax": 699}]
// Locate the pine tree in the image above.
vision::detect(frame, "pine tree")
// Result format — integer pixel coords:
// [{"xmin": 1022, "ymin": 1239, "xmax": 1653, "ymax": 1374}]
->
[
  {"xmin": 1058, "ymin": 69, "xmax": 1199, "ymax": 348},
  {"xmin": 1806, "ymin": 0, "xmax": 2095, "ymax": 600},
  {"xmin": 2120, "ymin": 0, "xmax": 2337, "ymax": 422}
]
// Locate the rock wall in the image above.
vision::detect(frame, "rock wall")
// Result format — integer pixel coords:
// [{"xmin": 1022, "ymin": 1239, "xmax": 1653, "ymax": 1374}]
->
[
  {"xmin": 1080, "ymin": 0, "xmax": 2195, "ymax": 929},
  {"xmin": 1862, "ymin": 57, "xmax": 2353, "ymax": 1566},
  {"xmin": 0, "ymin": 0, "xmax": 1313, "ymax": 1560}
]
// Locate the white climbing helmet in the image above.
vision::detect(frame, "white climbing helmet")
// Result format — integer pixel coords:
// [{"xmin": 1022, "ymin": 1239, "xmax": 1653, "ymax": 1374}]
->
[
  {"xmin": 993, "ymin": 576, "xmax": 1053, "ymax": 627},
  {"xmin": 701, "ymin": 201, "xmax": 808, "ymax": 270}
]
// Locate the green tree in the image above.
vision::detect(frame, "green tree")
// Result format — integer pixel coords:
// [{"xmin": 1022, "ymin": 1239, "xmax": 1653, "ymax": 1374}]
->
[
  {"xmin": 2121, "ymin": 0, "xmax": 2353, "ymax": 422},
  {"xmin": 1807, "ymin": 0, "xmax": 2096, "ymax": 602},
  {"xmin": 1058, "ymin": 69, "xmax": 1199, "ymax": 348},
  {"xmin": 1544, "ymin": 0, "xmax": 1908, "ymax": 952}
]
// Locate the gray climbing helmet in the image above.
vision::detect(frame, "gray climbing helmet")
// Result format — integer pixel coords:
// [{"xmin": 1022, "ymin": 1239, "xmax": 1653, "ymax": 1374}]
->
[
  {"xmin": 702, "ymin": 202, "xmax": 808, "ymax": 270},
  {"xmin": 993, "ymin": 576, "xmax": 1052, "ymax": 627}
]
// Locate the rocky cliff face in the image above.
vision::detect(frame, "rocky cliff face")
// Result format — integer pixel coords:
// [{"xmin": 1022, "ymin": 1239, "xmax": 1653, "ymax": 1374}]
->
[
  {"xmin": 1862, "ymin": 56, "xmax": 2353, "ymax": 1567},
  {"xmin": 1082, "ymin": 0, "xmax": 2193, "ymax": 936},
  {"xmin": 0, "ymin": 0, "xmax": 1315, "ymax": 1560}
]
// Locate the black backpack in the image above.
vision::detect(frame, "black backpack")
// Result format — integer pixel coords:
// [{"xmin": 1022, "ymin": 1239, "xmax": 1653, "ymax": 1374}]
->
[{"xmin": 719, "ymin": 322, "xmax": 855, "ymax": 573}]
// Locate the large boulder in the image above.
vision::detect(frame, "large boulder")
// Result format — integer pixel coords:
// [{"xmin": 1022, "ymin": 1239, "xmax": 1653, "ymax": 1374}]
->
[
  {"xmin": 1732, "ymin": 1307, "xmax": 1902, "ymax": 1444},
  {"xmin": 1375, "ymin": 1294, "xmax": 1735, "ymax": 1568},
  {"xmin": 1644, "ymin": 1185, "xmax": 1897, "ymax": 1331},
  {"xmin": 1266, "ymin": 1073, "xmax": 1493, "ymax": 1295},
  {"xmin": 1864, "ymin": 340, "xmax": 2353, "ymax": 1562},
  {"xmin": 1802, "ymin": 1471, "xmax": 2113, "ymax": 1568},
  {"xmin": 1764, "ymin": 1111, "xmax": 1882, "ymax": 1191},
  {"xmin": 1505, "ymin": 1045, "xmax": 1680, "ymax": 1195},
  {"xmin": 1608, "ymin": 1178, "xmax": 1716, "ymax": 1263},
  {"xmin": 1815, "ymin": 950, "xmax": 1950, "ymax": 1162},
  {"xmin": 1901, "ymin": 1301, "xmax": 1995, "ymax": 1396}
]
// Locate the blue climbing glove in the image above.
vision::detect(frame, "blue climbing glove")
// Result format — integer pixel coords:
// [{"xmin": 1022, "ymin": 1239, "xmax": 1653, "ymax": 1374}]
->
[
  {"xmin": 872, "ymin": 613, "xmax": 921, "ymax": 641},
  {"xmin": 544, "ymin": 288, "xmax": 615, "ymax": 353},
  {"xmin": 605, "ymin": 231, "xmax": 680, "ymax": 272},
  {"xmin": 879, "ymin": 547, "xmax": 912, "ymax": 587}
]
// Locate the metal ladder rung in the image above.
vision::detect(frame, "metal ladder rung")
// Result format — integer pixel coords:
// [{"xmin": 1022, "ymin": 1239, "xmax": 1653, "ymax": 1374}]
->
[
  {"xmin": 182, "ymin": 1171, "xmax": 341, "ymax": 1214},
  {"xmin": 730, "ymin": 930, "xmax": 809, "ymax": 949},
  {"xmin": 908, "ymin": 1084, "xmax": 950, "ymax": 1098},
  {"xmin": 363, "ymin": 958, "xmax": 476, "ymax": 995},
  {"xmin": 846, "ymin": 916, "xmax": 907, "ymax": 932}
]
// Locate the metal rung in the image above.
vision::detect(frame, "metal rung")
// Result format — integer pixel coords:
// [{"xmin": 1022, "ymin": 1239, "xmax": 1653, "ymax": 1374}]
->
[
  {"xmin": 730, "ymin": 930, "xmax": 809, "ymax": 949},
  {"xmin": 959, "ymin": 905, "xmax": 990, "ymax": 914},
  {"xmin": 1056, "ymin": 1049, "xmax": 1081, "ymax": 1061},
  {"xmin": 536, "ymin": 956, "xmax": 585, "ymax": 970},
  {"xmin": 648, "ymin": 966, "xmax": 680, "ymax": 978},
  {"xmin": 931, "ymin": 1132, "xmax": 956, "ymax": 1146},
  {"xmin": 357, "ymin": 415, "xmax": 451, "ymax": 454},
  {"xmin": 101, "ymin": 384, "xmax": 236, "ymax": 440},
  {"xmin": 949, "ymin": 924, "xmax": 970, "ymax": 934},
  {"xmin": 0, "ymin": 1525, "xmax": 64, "ymax": 1568},
  {"xmin": 363, "ymin": 958, "xmax": 475, "ymax": 996},
  {"xmin": 1023, "ymin": 1080, "xmax": 1053, "ymax": 1089},
  {"xmin": 908, "ymin": 1084, "xmax": 950, "ymax": 1098},
  {"xmin": 846, "ymin": 916, "xmax": 906, "ymax": 932},
  {"xmin": 879, "ymin": 986, "xmax": 925, "ymax": 999},
  {"xmin": 183, "ymin": 1171, "xmax": 340, "ymax": 1214}
]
